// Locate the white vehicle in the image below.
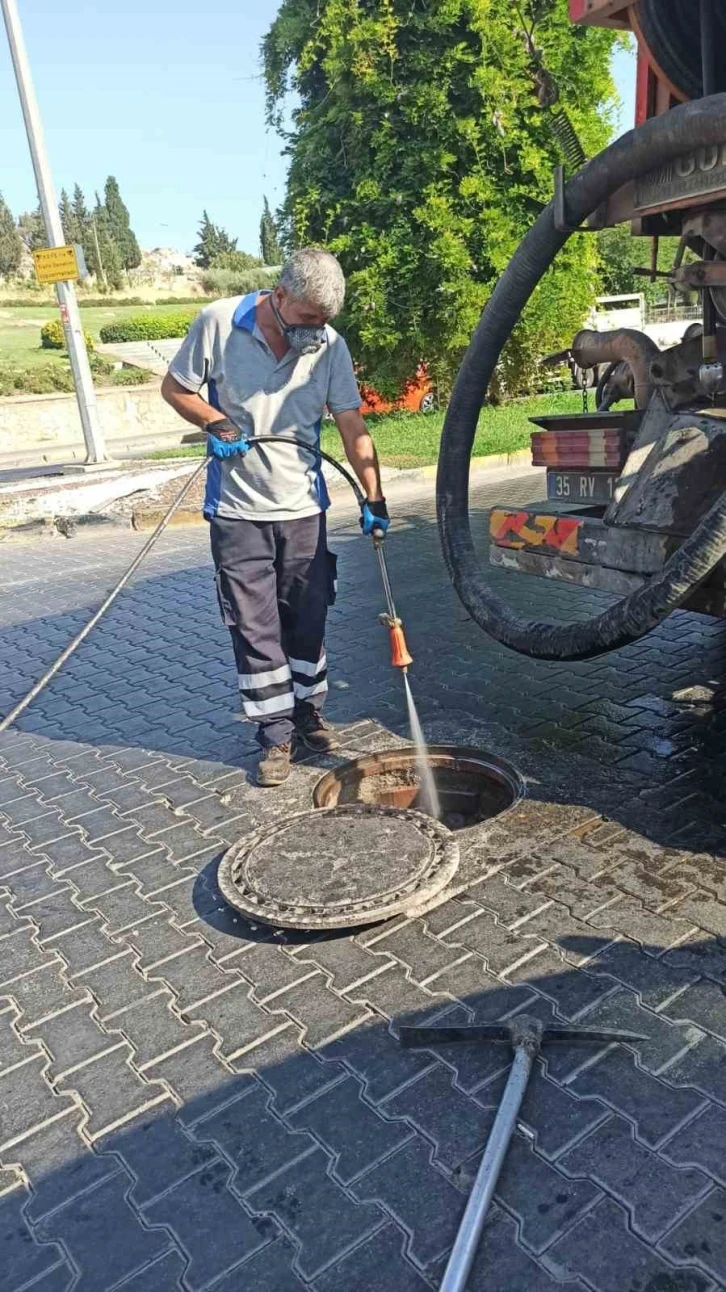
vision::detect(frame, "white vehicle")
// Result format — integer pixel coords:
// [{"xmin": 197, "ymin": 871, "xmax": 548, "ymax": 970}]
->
[{"xmin": 590, "ymin": 294, "xmax": 701, "ymax": 352}]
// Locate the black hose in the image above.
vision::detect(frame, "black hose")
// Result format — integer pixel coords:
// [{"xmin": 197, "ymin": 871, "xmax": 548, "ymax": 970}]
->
[
  {"xmin": 437, "ymin": 93, "xmax": 726, "ymax": 661},
  {"xmin": 0, "ymin": 436, "xmax": 366, "ymax": 731}
]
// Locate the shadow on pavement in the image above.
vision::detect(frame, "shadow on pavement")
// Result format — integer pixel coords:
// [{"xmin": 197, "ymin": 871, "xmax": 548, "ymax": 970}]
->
[{"xmin": 1, "ymin": 930, "xmax": 724, "ymax": 1292}]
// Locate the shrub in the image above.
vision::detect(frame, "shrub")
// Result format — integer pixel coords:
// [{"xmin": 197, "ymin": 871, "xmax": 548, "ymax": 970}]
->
[
  {"xmin": 0, "ymin": 355, "xmax": 150, "ymax": 397},
  {"xmin": 200, "ymin": 267, "xmax": 278, "ymax": 298},
  {"xmin": 77, "ymin": 295, "xmax": 146, "ymax": 308},
  {"xmin": 99, "ymin": 310, "xmax": 198, "ymax": 343},
  {"xmin": 0, "ymin": 360, "xmax": 76, "ymax": 396},
  {"xmin": 40, "ymin": 319, "xmax": 64, "ymax": 349},
  {"xmin": 40, "ymin": 319, "xmax": 95, "ymax": 351},
  {"xmin": 109, "ymin": 365, "xmax": 150, "ymax": 386},
  {"xmin": 155, "ymin": 295, "xmax": 215, "ymax": 306}
]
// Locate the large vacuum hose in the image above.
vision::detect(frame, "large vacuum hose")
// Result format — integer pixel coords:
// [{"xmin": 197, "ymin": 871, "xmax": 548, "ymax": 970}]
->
[{"xmin": 437, "ymin": 94, "xmax": 726, "ymax": 661}]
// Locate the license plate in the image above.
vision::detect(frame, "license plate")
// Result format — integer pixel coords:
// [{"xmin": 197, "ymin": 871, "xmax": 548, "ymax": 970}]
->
[
  {"xmin": 547, "ymin": 471, "xmax": 618, "ymax": 503},
  {"xmin": 635, "ymin": 145, "xmax": 726, "ymax": 214}
]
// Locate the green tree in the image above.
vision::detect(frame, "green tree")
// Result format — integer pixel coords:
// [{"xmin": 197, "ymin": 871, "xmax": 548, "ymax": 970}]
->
[
  {"xmin": 193, "ymin": 210, "xmax": 238, "ymax": 268},
  {"xmin": 72, "ymin": 184, "xmax": 96, "ymax": 270},
  {"xmin": 104, "ymin": 175, "xmax": 142, "ymax": 270},
  {"xmin": 88, "ymin": 195, "xmax": 124, "ymax": 290},
  {"xmin": 263, "ymin": 0, "xmax": 618, "ymax": 396},
  {"xmin": 18, "ymin": 205, "xmax": 46, "ymax": 251},
  {"xmin": 58, "ymin": 189, "xmax": 79, "ymax": 245},
  {"xmin": 0, "ymin": 193, "xmax": 22, "ymax": 278},
  {"xmin": 259, "ymin": 196, "xmax": 284, "ymax": 265},
  {"xmin": 211, "ymin": 248, "xmax": 263, "ymax": 271}
]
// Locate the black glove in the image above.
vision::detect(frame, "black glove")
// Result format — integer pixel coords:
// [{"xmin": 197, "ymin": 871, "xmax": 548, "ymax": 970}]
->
[{"xmin": 360, "ymin": 498, "xmax": 390, "ymax": 536}]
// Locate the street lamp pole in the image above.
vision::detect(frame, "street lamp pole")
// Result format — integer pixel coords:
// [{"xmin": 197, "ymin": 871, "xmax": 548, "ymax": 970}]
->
[{"xmin": 1, "ymin": 0, "xmax": 107, "ymax": 465}]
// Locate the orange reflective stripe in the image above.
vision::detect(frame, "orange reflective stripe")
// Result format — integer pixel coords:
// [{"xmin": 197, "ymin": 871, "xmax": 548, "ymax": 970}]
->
[{"xmin": 489, "ymin": 510, "xmax": 582, "ymax": 555}]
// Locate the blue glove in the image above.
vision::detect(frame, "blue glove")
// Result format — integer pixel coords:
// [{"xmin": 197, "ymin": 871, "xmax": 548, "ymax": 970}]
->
[
  {"xmin": 207, "ymin": 433, "xmax": 250, "ymax": 460},
  {"xmin": 360, "ymin": 499, "xmax": 390, "ymax": 536}
]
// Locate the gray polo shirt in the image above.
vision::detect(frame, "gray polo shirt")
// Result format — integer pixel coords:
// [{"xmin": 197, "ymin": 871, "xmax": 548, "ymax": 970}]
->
[{"xmin": 168, "ymin": 291, "xmax": 361, "ymax": 521}]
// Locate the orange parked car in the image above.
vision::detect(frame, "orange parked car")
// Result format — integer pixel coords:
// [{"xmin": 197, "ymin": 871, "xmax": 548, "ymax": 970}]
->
[{"xmin": 358, "ymin": 364, "xmax": 435, "ymax": 415}]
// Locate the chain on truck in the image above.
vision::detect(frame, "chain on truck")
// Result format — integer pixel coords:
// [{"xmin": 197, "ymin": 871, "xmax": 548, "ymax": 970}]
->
[{"xmin": 438, "ymin": 0, "xmax": 726, "ymax": 659}]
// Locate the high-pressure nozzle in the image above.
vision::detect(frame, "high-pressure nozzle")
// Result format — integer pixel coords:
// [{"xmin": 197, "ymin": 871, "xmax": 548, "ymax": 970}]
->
[{"xmin": 378, "ymin": 613, "xmax": 413, "ymax": 670}]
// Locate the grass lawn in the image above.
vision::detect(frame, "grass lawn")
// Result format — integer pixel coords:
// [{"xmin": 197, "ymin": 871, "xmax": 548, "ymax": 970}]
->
[
  {"xmin": 0, "ymin": 302, "xmax": 197, "ymax": 368},
  {"xmin": 147, "ymin": 391, "xmax": 584, "ymax": 470}
]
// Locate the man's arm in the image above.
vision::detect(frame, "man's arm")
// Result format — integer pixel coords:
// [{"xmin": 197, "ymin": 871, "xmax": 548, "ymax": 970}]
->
[
  {"xmin": 161, "ymin": 374, "xmax": 237, "ymax": 441},
  {"xmin": 333, "ymin": 407, "xmax": 384, "ymax": 501}
]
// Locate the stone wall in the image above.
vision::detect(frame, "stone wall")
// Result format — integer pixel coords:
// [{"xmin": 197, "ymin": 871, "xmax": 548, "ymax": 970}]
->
[{"xmin": 0, "ymin": 381, "xmax": 195, "ymax": 468}]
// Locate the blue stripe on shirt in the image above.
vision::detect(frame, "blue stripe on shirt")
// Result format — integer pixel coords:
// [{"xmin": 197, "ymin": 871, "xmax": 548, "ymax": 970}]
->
[{"xmin": 203, "ymin": 376, "xmax": 223, "ymax": 518}]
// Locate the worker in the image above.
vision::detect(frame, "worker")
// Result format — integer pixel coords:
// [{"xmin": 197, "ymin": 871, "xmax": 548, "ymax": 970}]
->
[{"xmin": 161, "ymin": 247, "xmax": 389, "ymax": 786}]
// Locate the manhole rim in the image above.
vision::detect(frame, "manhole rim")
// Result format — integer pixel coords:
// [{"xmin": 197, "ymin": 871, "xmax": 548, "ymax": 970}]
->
[
  {"xmin": 312, "ymin": 742, "xmax": 525, "ymax": 823},
  {"xmin": 217, "ymin": 801, "xmax": 460, "ymax": 929}
]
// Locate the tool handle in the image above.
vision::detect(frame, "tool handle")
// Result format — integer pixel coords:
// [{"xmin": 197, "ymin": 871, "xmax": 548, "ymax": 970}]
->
[{"xmin": 440, "ymin": 1046, "xmax": 534, "ymax": 1292}]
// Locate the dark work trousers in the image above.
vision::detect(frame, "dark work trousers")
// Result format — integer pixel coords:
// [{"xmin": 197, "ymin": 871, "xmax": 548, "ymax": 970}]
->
[{"xmin": 210, "ymin": 513, "xmax": 335, "ymax": 749}]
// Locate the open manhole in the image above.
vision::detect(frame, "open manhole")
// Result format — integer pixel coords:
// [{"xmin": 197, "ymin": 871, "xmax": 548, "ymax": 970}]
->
[
  {"xmin": 217, "ymin": 803, "xmax": 460, "ymax": 930},
  {"xmin": 313, "ymin": 744, "xmax": 522, "ymax": 831}
]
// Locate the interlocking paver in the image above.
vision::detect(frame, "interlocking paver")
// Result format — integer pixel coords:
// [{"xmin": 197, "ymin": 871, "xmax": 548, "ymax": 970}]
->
[
  {"xmin": 571, "ymin": 1049, "xmax": 707, "ymax": 1148},
  {"xmin": 20, "ymin": 885, "xmax": 93, "ymax": 943},
  {"xmin": 233, "ymin": 1023, "xmax": 341, "ymax": 1112},
  {"xmin": 382, "ymin": 1062, "xmax": 494, "ymax": 1172},
  {"xmin": 11, "ymin": 1112, "xmax": 117, "ymax": 1222},
  {"xmin": 248, "ymin": 1145, "xmax": 382, "ymax": 1278},
  {"xmin": 144, "ymin": 1159, "xmax": 271, "ymax": 1288},
  {"xmin": 25, "ymin": 1000, "xmax": 119, "ymax": 1077},
  {"xmin": 76, "ymin": 949, "xmax": 158, "ymax": 1018},
  {"xmin": 120, "ymin": 913, "xmax": 204, "ymax": 970},
  {"xmin": 0, "ymin": 1187, "xmax": 68, "ymax": 1289},
  {"xmin": 560, "ymin": 1114, "xmax": 710, "ymax": 1240},
  {"xmin": 0, "ymin": 1052, "xmax": 78, "ymax": 1151},
  {"xmin": 212, "ymin": 1237, "xmax": 305, "ymax": 1291},
  {"xmin": 37, "ymin": 1172, "xmax": 170, "ymax": 1292},
  {"xmin": 545, "ymin": 1195, "xmax": 711, "ymax": 1292},
  {"xmin": 313, "ymin": 1222, "xmax": 430, "ymax": 1291},
  {"xmin": 663, "ymin": 1105, "xmax": 726, "ymax": 1187},
  {"xmin": 352, "ymin": 1136, "xmax": 463, "ymax": 1268},
  {"xmin": 55, "ymin": 1045, "xmax": 171, "ymax": 1139},
  {"xmin": 490, "ymin": 1132, "xmax": 600, "ymax": 1253},
  {"xmin": 99, "ymin": 1109, "xmax": 216, "ymax": 1207},
  {"xmin": 110, "ymin": 990, "xmax": 207, "ymax": 1067},
  {"xmin": 290, "ymin": 1074, "xmax": 412, "ymax": 1183},
  {"xmin": 194, "ymin": 1083, "xmax": 315, "ymax": 1193},
  {"xmin": 113, "ymin": 1250, "xmax": 187, "ymax": 1290},
  {"xmin": 663, "ymin": 1035, "xmax": 726, "ymax": 1104},
  {"xmin": 660, "ymin": 1190, "xmax": 726, "ymax": 1284}
]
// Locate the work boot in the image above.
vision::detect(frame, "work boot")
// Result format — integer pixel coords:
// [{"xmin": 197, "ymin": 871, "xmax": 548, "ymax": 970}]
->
[
  {"xmin": 294, "ymin": 707, "xmax": 340, "ymax": 753},
  {"xmin": 256, "ymin": 742, "xmax": 292, "ymax": 787}
]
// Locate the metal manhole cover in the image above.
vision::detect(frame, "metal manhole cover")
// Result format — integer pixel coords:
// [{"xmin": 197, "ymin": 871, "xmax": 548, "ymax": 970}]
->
[{"xmin": 217, "ymin": 803, "xmax": 460, "ymax": 929}]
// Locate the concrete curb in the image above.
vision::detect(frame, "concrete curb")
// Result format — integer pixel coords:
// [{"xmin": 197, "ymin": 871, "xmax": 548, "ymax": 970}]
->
[
  {"xmin": 1, "ymin": 449, "xmax": 537, "ymax": 540},
  {"xmin": 129, "ymin": 451, "xmax": 535, "ymax": 530}
]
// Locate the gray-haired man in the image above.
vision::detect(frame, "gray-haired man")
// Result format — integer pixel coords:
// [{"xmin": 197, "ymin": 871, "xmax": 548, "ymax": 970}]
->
[{"xmin": 161, "ymin": 247, "xmax": 389, "ymax": 786}]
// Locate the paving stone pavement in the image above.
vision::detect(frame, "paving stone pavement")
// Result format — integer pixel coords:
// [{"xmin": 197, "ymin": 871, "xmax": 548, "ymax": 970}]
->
[{"xmin": 1, "ymin": 466, "xmax": 726, "ymax": 1290}]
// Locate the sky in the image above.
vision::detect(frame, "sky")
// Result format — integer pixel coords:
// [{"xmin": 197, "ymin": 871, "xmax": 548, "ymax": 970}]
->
[{"xmin": 0, "ymin": 2, "xmax": 637, "ymax": 258}]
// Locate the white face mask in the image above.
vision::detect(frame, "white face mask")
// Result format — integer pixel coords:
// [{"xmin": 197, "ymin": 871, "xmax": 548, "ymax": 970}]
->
[{"xmin": 270, "ymin": 297, "xmax": 327, "ymax": 355}]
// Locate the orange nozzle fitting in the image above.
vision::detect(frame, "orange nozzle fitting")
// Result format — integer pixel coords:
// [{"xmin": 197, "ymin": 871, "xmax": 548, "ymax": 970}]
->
[{"xmin": 388, "ymin": 618, "xmax": 413, "ymax": 670}]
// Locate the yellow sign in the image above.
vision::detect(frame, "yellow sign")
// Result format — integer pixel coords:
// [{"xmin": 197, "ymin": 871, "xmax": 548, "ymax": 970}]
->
[{"xmin": 32, "ymin": 244, "xmax": 79, "ymax": 284}]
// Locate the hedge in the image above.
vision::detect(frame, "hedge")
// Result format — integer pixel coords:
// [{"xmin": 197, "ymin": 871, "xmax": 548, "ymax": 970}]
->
[{"xmin": 99, "ymin": 310, "xmax": 199, "ymax": 344}]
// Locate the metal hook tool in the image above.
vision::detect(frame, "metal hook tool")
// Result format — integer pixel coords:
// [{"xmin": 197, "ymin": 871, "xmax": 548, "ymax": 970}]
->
[{"xmin": 400, "ymin": 1016, "xmax": 647, "ymax": 1292}]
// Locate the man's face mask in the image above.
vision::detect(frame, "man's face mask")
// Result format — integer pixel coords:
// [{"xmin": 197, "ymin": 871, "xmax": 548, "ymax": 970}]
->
[{"xmin": 270, "ymin": 295, "xmax": 327, "ymax": 355}]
